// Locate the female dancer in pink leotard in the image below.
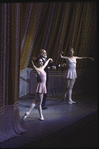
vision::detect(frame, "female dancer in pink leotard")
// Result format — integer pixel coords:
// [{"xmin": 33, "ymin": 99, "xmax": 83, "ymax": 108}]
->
[{"xmin": 22, "ymin": 58, "xmax": 53, "ymax": 121}]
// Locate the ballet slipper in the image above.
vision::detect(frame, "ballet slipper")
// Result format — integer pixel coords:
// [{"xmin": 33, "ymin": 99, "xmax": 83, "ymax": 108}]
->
[
  {"xmin": 39, "ymin": 116, "xmax": 44, "ymax": 121},
  {"xmin": 22, "ymin": 112, "xmax": 29, "ymax": 120},
  {"xmin": 68, "ymin": 100, "xmax": 73, "ymax": 104},
  {"xmin": 70, "ymin": 99, "xmax": 76, "ymax": 103},
  {"xmin": 71, "ymin": 100, "xmax": 76, "ymax": 103},
  {"xmin": 39, "ymin": 118, "xmax": 44, "ymax": 121},
  {"xmin": 69, "ymin": 99, "xmax": 76, "ymax": 104}
]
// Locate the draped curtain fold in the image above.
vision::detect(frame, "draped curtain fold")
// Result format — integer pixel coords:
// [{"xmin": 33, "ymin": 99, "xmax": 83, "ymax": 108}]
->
[
  {"xmin": 20, "ymin": 3, "xmax": 43, "ymax": 70},
  {"xmin": 0, "ymin": 3, "xmax": 25, "ymax": 143},
  {"xmin": 20, "ymin": 2, "xmax": 97, "ymax": 70}
]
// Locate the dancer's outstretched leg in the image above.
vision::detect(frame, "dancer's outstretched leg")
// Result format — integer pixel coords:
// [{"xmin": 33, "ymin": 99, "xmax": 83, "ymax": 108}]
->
[
  {"xmin": 22, "ymin": 103, "xmax": 35, "ymax": 120},
  {"xmin": 38, "ymin": 93, "xmax": 44, "ymax": 121},
  {"xmin": 22, "ymin": 93, "xmax": 38, "ymax": 120}
]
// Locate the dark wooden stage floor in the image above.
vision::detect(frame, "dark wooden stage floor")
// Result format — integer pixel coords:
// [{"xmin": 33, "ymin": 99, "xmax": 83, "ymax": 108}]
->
[{"xmin": 0, "ymin": 91, "xmax": 98, "ymax": 148}]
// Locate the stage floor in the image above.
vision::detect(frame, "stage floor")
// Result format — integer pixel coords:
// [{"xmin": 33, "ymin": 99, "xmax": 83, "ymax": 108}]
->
[{"xmin": 0, "ymin": 92, "xmax": 98, "ymax": 148}]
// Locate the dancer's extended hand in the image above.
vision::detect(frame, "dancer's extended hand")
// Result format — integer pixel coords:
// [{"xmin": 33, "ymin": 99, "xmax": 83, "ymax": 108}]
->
[
  {"xmin": 60, "ymin": 51, "xmax": 64, "ymax": 57},
  {"xmin": 90, "ymin": 57, "xmax": 94, "ymax": 61},
  {"xmin": 49, "ymin": 58, "xmax": 53, "ymax": 62},
  {"xmin": 60, "ymin": 51, "xmax": 64, "ymax": 54}
]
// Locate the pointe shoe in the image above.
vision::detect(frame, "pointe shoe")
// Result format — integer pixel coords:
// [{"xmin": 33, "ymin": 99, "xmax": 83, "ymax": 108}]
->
[
  {"xmin": 68, "ymin": 100, "xmax": 73, "ymax": 104},
  {"xmin": 22, "ymin": 112, "xmax": 29, "ymax": 120},
  {"xmin": 71, "ymin": 100, "xmax": 76, "ymax": 103},
  {"xmin": 69, "ymin": 100, "xmax": 76, "ymax": 104},
  {"xmin": 39, "ymin": 117, "xmax": 44, "ymax": 121}
]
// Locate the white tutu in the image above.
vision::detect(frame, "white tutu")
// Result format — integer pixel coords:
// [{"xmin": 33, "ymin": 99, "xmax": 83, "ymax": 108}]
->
[
  {"xmin": 64, "ymin": 57, "xmax": 77, "ymax": 79},
  {"xmin": 64, "ymin": 69, "xmax": 77, "ymax": 79}
]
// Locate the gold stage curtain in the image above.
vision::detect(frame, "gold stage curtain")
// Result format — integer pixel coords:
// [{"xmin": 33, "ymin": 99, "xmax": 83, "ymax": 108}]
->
[
  {"xmin": 20, "ymin": 2, "xmax": 97, "ymax": 71},
  {"xmin": 20, "ymin": 3, "xmax": 43, "ymax": 70}
]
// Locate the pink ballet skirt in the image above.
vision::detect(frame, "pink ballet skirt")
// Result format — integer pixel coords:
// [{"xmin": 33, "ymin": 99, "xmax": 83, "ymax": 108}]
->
[
  {"xmin": 35, "ymin": 82, "xmax": 47, "ymax": 93},
  {"xmin": 35, "ymin": 70, "xmax": 47, "ymax": 94}
]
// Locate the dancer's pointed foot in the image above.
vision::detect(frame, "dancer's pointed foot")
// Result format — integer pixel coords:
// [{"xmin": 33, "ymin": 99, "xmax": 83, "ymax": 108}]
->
[
  {"xmin": 71, "ymin": 100, "xmax": 76, "ymax": 103},
  {"xmin": 22, "ymin": 112, "xmax": 29, "ymax": 120},
  {"xmin": 68, "ymin": 100, "xmax": 73, "ymax": 104},
  {"xmin": 68, "ymin": 100, "xmax": 76, "ymax": 104},
  {"xmin": 39, "ymin": 116, "xmax": 44, "ymax": 121}
]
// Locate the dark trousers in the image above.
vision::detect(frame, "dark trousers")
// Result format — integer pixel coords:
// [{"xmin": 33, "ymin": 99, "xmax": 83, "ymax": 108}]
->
[{"xmin": 42, "ymin": 80, "xmax": 48, "ymax": 107}]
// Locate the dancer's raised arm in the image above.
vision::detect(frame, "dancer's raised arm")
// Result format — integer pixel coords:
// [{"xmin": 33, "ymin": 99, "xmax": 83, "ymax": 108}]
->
[
  {"xmin": 60, "ymin": 53, "xmax": 69, "ymax": 60},
  {"xmin": 42, "ymin": 58, "xmax": 53, "ymax": 69},
  {"xmin": 31, "ymin": 60, "xmax": 40, "ymax": 75}
]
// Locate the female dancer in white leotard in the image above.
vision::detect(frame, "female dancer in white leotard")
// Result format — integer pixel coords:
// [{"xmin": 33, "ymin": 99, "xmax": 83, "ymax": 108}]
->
[
  {"xmin": 22, "ymin": 58, "xmax": 53, "ymax": 121},
  {"xmin": 60, "ymin": 47, "xmax": 94, "ymax": 104}
]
